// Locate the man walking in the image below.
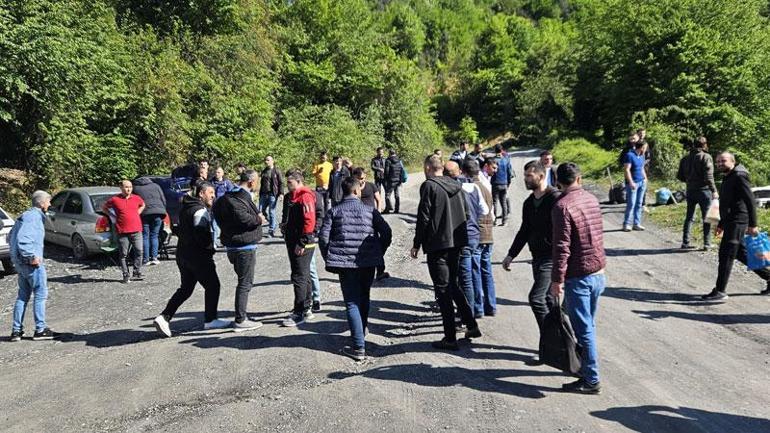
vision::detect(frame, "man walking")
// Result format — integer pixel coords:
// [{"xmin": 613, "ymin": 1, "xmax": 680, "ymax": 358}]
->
[
  {"xmin": 383, "ymin": 149, "xmax": 404, "ymax": 214},
  {"xmin": 677, "ymin": 136, "xmax": 718, "ymax": 250},
  {"xmin": 503, "ymin": 161, "xmax": 560, "ymax": 339},
  {"xmin": 320, "ymin": 177, "xmax": 392, "ymax": 360},
  {"xmin": 463, "ymin": 159, "xmax": 495, "ymax": 317},
  {"xmin": 353, "ymin": 167, "xmax": 389, "ymax": 280},
  {"xmin": 622, "ymin": 140, "xmax": 648, "ymax": 232},
  {"xmin": 212, "ymin": 170, "xmax": 264, "ymax": 332},
  {"xmin": 411, "ymin": 155, "xmax": 481, "ymax": 351},
  {"xmin": 371, "ymin": 147, "xmax": 386, "ymax": 195},
  {"xmin": 211, "ymin": 166, "xmax": 234, "ymax": 247},
  {"xmin": 313, "ymin": 151, "xmax": 334, "ymax": 213},
  {"xmin": 153, "ymin": 182, "xmax": 231, "ymax": 337},
  {"xmin": 328, "ymin": 156, "xmax": 351, "ymax": 207},
  {"xmin": 550, "ymin": 163, "xmax": 606, "ymax": 394},
  {"xmin": 703, "ymin": 152, "xmax": 770, "ymax": 300},
  {"xmin": 259, "ymin": 155, "xmax": 284, "ymax": 238},
  {"xmin": 491, "ymin": 144, "xmax": 514, "ymax": 226},
  {"xmin": 132, "ymin": 176, "xmax": 167, "ymax": 266},
  {"xmin": 8, "ymin": 191, "xmax": 58, "ymax": 341},
  {"xmin": 540, "ymin": 150, "xmax": 558, "ymax": 188},
  {"xmin": 103, "ymin": 180, "xmax": 145, "ymax": 283},
  {"xmin": 450, "ymin": 141, "xmax": 469, "ymax": 164}
]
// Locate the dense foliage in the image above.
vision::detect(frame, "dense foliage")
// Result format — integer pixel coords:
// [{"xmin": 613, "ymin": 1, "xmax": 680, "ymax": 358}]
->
[{"xmin": 2, "ymin": 0, "xmax": 770, "ymax": 191}]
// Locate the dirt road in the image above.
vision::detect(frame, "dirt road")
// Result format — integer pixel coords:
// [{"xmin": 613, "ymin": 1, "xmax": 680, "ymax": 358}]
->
[{"xmin": 2, "ymin": 149, "xmax": 769, "ymax": 432}]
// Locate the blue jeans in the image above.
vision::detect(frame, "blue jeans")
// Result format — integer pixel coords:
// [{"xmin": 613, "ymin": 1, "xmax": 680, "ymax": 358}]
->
[
  {"xmin": 142, "ymin": 215, "xmax": 163, "ymax": 262},
  {"xmin": 479, "ymin": 243, "xmax": 496, "ymax": 315},
  {"xmin": 459, "ymin": 243, "xmax": 483, "ymax": 317},
  {"xmin": 310, "ymin": 251, "xmax": 321, "ymax": 302},
  {"xmin": 339, "ymin": 268, "xmax": 376, "ymax": 351},
  {"xmin": 212, "ymin": 218, "xmax": 222, "ymax": 247},
  {"xmin": 623, "ymin": 180, "xmax": 647, "ymax": 226},
  {"xmin": 259, "ymin": 193, "xmax": 278, "ymax": 234},
  {"xmin": 564, "ymin": 273, "xmax": 606, "ymax": 385},
  {"xmin": 12, "ymin": 263, "xmax": 48, "ymax": 332}
]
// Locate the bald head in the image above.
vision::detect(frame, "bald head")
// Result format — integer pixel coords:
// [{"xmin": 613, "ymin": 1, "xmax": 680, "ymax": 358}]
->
[{"xmin": 444, "ymin": 161, "xmax": 461, "ymax": 178}]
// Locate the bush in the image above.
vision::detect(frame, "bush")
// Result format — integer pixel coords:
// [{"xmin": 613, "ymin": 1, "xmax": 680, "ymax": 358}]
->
[{"xmin": 552, "ymin": 138, "xmax": 616, "ymax": 178}]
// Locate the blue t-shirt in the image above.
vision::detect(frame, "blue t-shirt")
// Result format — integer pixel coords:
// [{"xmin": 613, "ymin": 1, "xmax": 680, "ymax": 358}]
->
[{"xmin": 623, "ymin": 150, "xmax": 646, "ymax": 183}]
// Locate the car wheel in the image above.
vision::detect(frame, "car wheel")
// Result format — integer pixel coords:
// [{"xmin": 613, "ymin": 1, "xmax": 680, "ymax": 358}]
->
[
  {"xmin": 71, "ymin": 234, "xmax": 89, "ymax": 260},
  {"xmin": 1, "ymin": 258, "xmax": 15, "ymax": 275}
]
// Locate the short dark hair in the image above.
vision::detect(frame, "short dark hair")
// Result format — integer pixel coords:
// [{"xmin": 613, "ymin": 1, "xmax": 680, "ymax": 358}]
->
[
  {"xmin": 494, "ymin": 144, "xmax": 504, "ymax": 154},
  {"xmin": 332, "ymin": 155, "xmax": 341, "ymax": 162},
  {"xmin": 524, "ymin": 160, "xmax": 546, "ymax": 175},
  {"xmin": 239, "ymin": 169, "xmax": 258, "ymax": 184},
  {"xmin": 376, "ymin": 146, "xmax": 383, "ymax": 152},
  {"xmin": 389, "ymin": 148, "xmax": 397, "ymax": 156},
  {"xmin": 341, "ymin": 176, "xmax": 359, "ymax": 196},
  {"xmin": 539, "ymin": 150, "xmax": 552, "ymax": 157},
  {"xmin": 556, "ymin": 162, "xmax": 580, "ymax": 186},
  {"xmin": 634, "ymin": 140, "xmax": 646, "ymax": 150},
  {"xmin": 484, "ymin": 157, "xmax": 498, "ymax": 167},
  {"xmin": 286, "ymin": 170, "xmax": 304, "ymax": 183},
  {"xmin": 235, "ymin": 162, "xmax": 246, "ymax": 169},
  {"xmin": 695, "ymin": 136, "xmax": 707, "ymax": 149},
  {"xmin": 352, "ymin": 167, "xmax": 366, "ymax": 177},
  {"xmin": 433, "ymin": 149, "xmax": 442, "ymax": 154},
  {"xmin": 462, "ymin": 158, "xmax": 480, "ymax": 177},
  {"xmin": 320, "ymin": 150, "xmax": 328, "ymax": 157},
  {"xmin": 424, "ymin": 154, "xmax": 443, "ymax": 172},
  {"xmin": 194, "ymin": 181, "xmax": 214, "ymax": 198},
  {"xmin": 198, "ymin": 159, "xmax": 209, "ymax": 164}
]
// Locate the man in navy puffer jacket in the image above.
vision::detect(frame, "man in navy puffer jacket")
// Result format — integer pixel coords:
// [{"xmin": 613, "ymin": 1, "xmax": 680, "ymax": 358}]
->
[{"xmin": 320, "ymin": 177, "xmax": 392, "ymax": 361}]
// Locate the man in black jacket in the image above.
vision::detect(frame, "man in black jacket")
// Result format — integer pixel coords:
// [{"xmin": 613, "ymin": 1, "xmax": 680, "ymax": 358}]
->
[
  {"xmin": 212, "ymin": 170, "xmax": 265, "ymax": 331},
  {"xmin": 370, "ymin": 147, "xmax": 386, "ymax": 196},
  {"xmin": 502, "ymin": 161, "xmax": 560, "ymax": 343},
  {"xmin": 677, "ymin": 136, "xmax": 719, "ymax": 250},
  {"xmin": 328, "ymin": 156, "xmax": 351, "ymax": 206},
  {"xmin": 703, "ymin": 152, "xmax": 770, "ymax": 301},
  {"xmin": 411, "ymin": 155, "xmax": 481, "ymax": 350},
  {"xmin": 259, "ymin": 155, "xmax": 284, "ymax": 238},
  {"xmin": 153, "ymin": 182, "xmax": 231, "ymax": 337},
  {"xmin": 383, "ymin": 149, "xmax": 404, "ymax": 214},
  {"xmin": 132, "ymin": 176, "xmax": 167, "ymax": 266}
]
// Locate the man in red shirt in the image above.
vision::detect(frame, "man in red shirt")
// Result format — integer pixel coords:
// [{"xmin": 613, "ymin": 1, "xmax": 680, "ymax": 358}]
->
[{"xmin": 104, "ymin": 180, "xmax": 146, "ymax": 283}]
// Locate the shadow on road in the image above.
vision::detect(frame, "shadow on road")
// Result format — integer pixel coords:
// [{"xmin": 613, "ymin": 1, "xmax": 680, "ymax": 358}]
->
[
  {"xmin": 602, "ymin": 287, "xmax": 704, "ymax": 305},
  {"xmin": 633, "ymin": 310, "xmax": 770, "ymax": 325},
  {"xmin": 591, "ymin": 405, "xmax": 770, "ymax": 433},
  {"xmin": 48, "ymin": 274, "xmax": 118, "ymax": 284},
  {"xmin": 605, "ymin": 247, "xmax": 689, "ymax": 257}
]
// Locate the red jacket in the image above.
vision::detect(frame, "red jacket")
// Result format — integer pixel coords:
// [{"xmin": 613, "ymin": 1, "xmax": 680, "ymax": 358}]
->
[
  {"xmin": 551, "ymin": 185, "xmax": 606, "ymax": 283},
  {"xmin": 284, "ymin": 186, "xmax": 317, "ymax": 246}
]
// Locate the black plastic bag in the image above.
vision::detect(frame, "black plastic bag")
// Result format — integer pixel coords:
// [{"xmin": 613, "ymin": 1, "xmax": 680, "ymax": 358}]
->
[{"xmin": 539, "ymin": 298, "xmax": 582, "ymax": 375}]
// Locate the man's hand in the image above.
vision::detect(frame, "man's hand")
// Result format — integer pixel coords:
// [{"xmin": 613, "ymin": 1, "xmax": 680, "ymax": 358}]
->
[
  {"xmin": 713, "ymin": 191, "xmax": 719, "ymax": 199},
  {"xmin": 550, "ymin": 282, "xmax": 563, "ymax": 298},
  {"xmin": 747, "ymin": 226, "xmax": 760, "ymax": 237},
  {"xmin": 29, "ymin": 257, "xmax": 41, "ymax": 267},
  {"xmin": 502, "ymin": 255, "xmax": 514, "ymax": 271},
  {"xmin": 629, "ymin": 182, "xmax": 637, "ymax": 190},
  {"xmin": 294, "ymin": 246, "xmax": 306, "ymax": 256},
  {"xmin": 715, "ymin": 226, "xmax": 724, "ymax": 238},
  {"xmin": 410, "ymin": 247, "xmax": 419, "ymax": 259}
]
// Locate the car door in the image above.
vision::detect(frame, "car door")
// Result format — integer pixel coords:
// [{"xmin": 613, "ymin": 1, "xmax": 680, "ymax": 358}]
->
[
  {"xmin": 60, "ymin": 192, "xmax": 85, "ymax": 242},
  {"xmin": 45, "ymin": 192, "xmax": 68, "ymax": 245}
]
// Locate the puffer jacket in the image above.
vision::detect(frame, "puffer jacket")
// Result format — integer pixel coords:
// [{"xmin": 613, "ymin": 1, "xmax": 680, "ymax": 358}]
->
[
  {"xmin": 319, "ymin": 197, "xmax": 392, "ymax": 271},
  {"xmin": 551, "ymin": 185, "xmax": 605, "ymax": 283},
  {"xmin": 384, "ymin": 156, "xmax": 404, "ymax": 184},
  {"xmin": 212, "ymin": 187, "xmax": 263, "ymax": 248},
  {"xmin": 475, "ymin": 179, "xmax": 494, "ymax": 244},
  {"xmin": 718, "ymin": 164, "xmax": 757, "ymax": 228},
  {"xmin": 132, "ymin": 177, "xmax": 167, "ymax": 216},
  {"xmin": 677, "ymin": 149, "xmax": 717, "ymax": 193}
]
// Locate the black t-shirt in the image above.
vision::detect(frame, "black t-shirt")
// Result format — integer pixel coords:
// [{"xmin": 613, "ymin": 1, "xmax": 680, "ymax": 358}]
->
[
  {"xmin": 260, "ymin": 168, "xmax": 274, "ymax": 195},
  {"xmin": 360, "ymin": 182, "xmax": 377, "ymax": 208}
]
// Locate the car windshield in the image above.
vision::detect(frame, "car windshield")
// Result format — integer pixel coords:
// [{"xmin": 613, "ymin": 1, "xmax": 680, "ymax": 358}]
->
[
  {"xmin": 754, "ymin": 190, "xmax": 770, "ymax": 199},
  {"xmin": 90, "ymin": 194, "xmax": 115, "ymax": 212},
  {"xmin": 0, "ymin": 208, "xmax": 8, "ymax": 219}
]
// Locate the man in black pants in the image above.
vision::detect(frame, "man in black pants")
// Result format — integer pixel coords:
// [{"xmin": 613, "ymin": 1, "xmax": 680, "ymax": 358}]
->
[
  {"xmin": 502, "ymin": 161, "xmax": 560, "ymax": 350},
  {"xmin": 703, "ymin": 152, "xmax": 770, "ymax": 300},
  {"xmin": 153, "ymin": 182, "xmax": 231, "ymax": 337},
  {"xmin": 212, "ymin": 170, "xmax": 265, "ymax": 332},
  {"xmin": 677, "ymin": 136, "xmax": 718, "ymax": 250},
  {"xmin": 411, "ymin": 154, "xmax": 481, "ymax": 351},
  {"xmin": 370, "ymin": 146, "xmax": 386, "ymax": 196}
]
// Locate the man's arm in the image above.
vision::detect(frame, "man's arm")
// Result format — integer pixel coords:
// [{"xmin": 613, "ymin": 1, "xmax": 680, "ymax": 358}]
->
[
  {"xmin": 551, "ymin": 204, "xmax": 572, "ymax": 284},
  {"xmin": 738, "ymin": 174, "xmax": 758, "ymax": 228},
  {"xmin": 299, "ymin": 193, "xmax": 317, "ymax": 247},
  {"xmin": 507, "ymin": 205, "xmax": 530, "ymax": 261},
  {"xmin": 705, "ymin": 156, "xmax": 718, "ymax": 195},
  {"xmin": 319, "ymin": 210, "xmax": 333, "ymax": 260},
  {"xmin": 373, "ymin": 209, "xmax": 392, "ymax": 252},
  {"xmin": 624, "ymin": 162, "xmax": 635, "ymax": 187},
  {"xmin": 15, "ymin": 214, "xmax": 43, "ymax": 261},
  {"xmin": 412, "ymin": 183, "xmax": 431, "ymax": 250}
]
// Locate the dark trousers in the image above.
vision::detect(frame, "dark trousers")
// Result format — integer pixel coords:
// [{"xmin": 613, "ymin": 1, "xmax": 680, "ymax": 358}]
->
[
  {"xmin": 384, "ymin": 182, "xmax": 401, "ymax": 213},
  {"xmin": 287, "ymin": 243, "xmax": 313, "ymax": 314},
  {"xmin": 339, "ymin": 267, "xmax": 376, "ymax": 351},
  {"xmin": 317, "ymin": 187, "xmax": 330, "ymax": 214},
  {"xmin": 227, "ymin": 248, "xmax": 256, "ymax": 323},
  {"xmin": 118, "ymin": 232, "xmax": 143, "ymax": 277},
  {"xmin": 427, "ymin": 248, "xmax": 478, "ymax": 342},
  {"xmin": 682, "ymin": 189, "xmax": 713, "ymax": 246},
  {"xmin": 530, "ymin": 258, "xmax": 555, "ymax": 330},
  {"xmin": 491, "ymin": 184, "xmax": 509, "ymax": 222},
  {"xmin": 375, "ymin": 179, "xmax": 384, "ymax": 196},
  {"xmin": 716, "ymin": 223, "xmax": 770, "ymax": 293},
  {"xmin": 162, "ymin": 257, "xmax": 221, "ymax": 323}
]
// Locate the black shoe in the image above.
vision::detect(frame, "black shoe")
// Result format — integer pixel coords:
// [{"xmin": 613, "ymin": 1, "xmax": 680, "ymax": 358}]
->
[
  {"xmin": 464, "ymin": 326, "xmax": 482, "ymax": 339},
  {"xmin": 485, "ymin": 310, "xmax": 496, "ymax": 317},
  {"xmin": 312, "ymin": 300, "xmax": 321, "ymax": 313},
  {"xmin": 701, "ymin": 290, "xmax": 729, "ymax": 301},
  {"xmin": 681, "ymin": 243, "xmax": 696, "ymax": 250},
  {"xmin": 122, "ymin": 275, "xmax": 131, "ymax": 284},
  {"xmin": 9, "ymin": 330, "xmax": 23, "ymax": 342},
  {"xmin": 342, "ymin": 346, "xmax": 366, "ymax": 361},
  {"xmin": 132, "ymin": 272, "xmax": 144, "ymax": 281},
  {"xmin": 431, "ymin": 339, "xmax": 459, "ymax": 351},
  {"xmin": 455, "ymin": 323, "xmax": 467, "ymax": 332},
  {"xmin": 33, "ymin": 328, "xmax": 59, "ymax": 341},
  {"xmin": 562, "ymin": 378, "xmax": 601, "ymax": 394},
  {"xmin": 525, "ymin": 357, "xmax": 544, "ymax": 366},
  {"xmin": 382, "ymin": 209, "xmax": 392, "ymax": 214},
  {"xmin": 375, "ymin": 272, "xmax": 390, "ymax": 281}
]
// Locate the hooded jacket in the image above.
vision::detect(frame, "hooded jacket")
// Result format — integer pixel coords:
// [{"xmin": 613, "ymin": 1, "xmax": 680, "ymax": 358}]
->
[
  {"xmin": 212, "ymin": 187, "xmax": 263, "ymax": 248},
  {"xmin": 384, "ymin": 155, "xmax": 404, "ymax": 184},
  {"xmin": 176, "ymin": 195, "xmax": 215, "ymax": 264},
  {"xmin": 132, "ymin": 177, "xmax": 167, "ymax": 217},
  {"xmin": 677, "ymin": 149, "xmax": 717, "ymax": 193},
  {"xmin": 319, "ymin": 196, "xmax": 392, "ymax": 270},
  {"xmin": 413, "ymin": 176, "xmax": 469, "ymax": 253},
  {"xmin": 718, "ymin": 164, "xmax": 757, "ymax": 228},
  {"xmin": 283, "ymin": 185, "xmax": 318, "ymax": 247}
]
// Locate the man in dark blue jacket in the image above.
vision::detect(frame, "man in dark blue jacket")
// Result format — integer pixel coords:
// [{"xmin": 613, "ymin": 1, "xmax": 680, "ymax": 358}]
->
[
  {"xmin": 491, "ymin": 144, "xmax": 515, "ymax": 226},
  {"xmin": 320, "ymin": 177, "xmax": 392, "ymax": 361}
]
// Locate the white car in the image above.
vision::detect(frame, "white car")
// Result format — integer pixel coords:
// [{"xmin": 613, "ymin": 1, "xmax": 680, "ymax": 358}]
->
[
  {"xmin": 0, "ymin": 206, "xmax": 15, "ymax": 273},
  {"xmin": 752, "ymin": 186, "xmax": 770, "ymax": 209}
]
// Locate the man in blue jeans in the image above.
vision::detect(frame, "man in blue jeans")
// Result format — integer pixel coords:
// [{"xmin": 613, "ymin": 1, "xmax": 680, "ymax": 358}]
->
[
  {"xmin": 550, "ymin": 163, "xmax": 607, "ymax": 394},
  {"xmin": 9, "ymin": 191, "xmax": 59, "ymax": 342},
  {"xmin": 622, "ymin": 140, "xmax": 648, "ymax": 232},
  {"xmin": 259, "ymin": 155, "xmax": 284, "ymax": 238},
  {"xmin": 132, "ymin": 176, "xmax": 167, "ymax": 265}
]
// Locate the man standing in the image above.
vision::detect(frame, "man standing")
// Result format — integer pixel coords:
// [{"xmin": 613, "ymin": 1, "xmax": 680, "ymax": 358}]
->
[
  {"xmin": 703, "ymin": 152, "xmax": 770, "ymax": 300},
  {"xmin": 8, "ymin": 191, "xmax": 57, "ymax": 342},
  {"xmin": 313, "ymin": 151, "xmax": 334, "ymax": 213},
  {"xmin": 212, "ymin": 170, "xmax": 264, "ymax": 332},
  {"xmin": 370, "ymin": 147, "xmax": 386, "ymax": 195},
  {"xmin": 353, "ymin": 167, "xmax": 388, "ymax": 280},
  {"xmin": 383, "ymin": 149, "xmax": 404, "ymax": 214},
  {"xmin": 540, "ymin": 151, "xmax": 558, "ymax": 188},
  {"xmin": 503, "ymin": 161, "xmax": 560, "ymax": 338},
  {"xmin": 411, "ymin": 155, "xmax": 481, "ymax": 351},
  {"xmin": 320, "ymin": 177, "xmax": 392, "ymax": 360},
  {"xmin": 491, "ymin": 144, "xmax": 514, "ymax": 226},
  {"xmin": 469, "ymin": 143, "xmax": 486, "ymax": 167},
  {"xmin": 153, "ymin": 182, "xmax": 231, "ymax": 337},
  {"xmin": 259, "ymin": 155, "xmax": 284, "ymax": 238},
  {"xmin": 433, "ymin": 149, "xmax": 444, "ymax": 161},
  {"xmin": 550, "ymin": 163, "xmax": 606, "ymax": 394},
  {"xmin": 677, "ymin": 137, "xmax": 718, "ymax": 250},
  {"xmin": 211, "ymin": 166, "xmax": 234, "ymax": 248},
  {"xmin": 103, "ymin": 180, "xmax": 145, "ymax": 283},
  {"xmin": 462, "ymin": 160, "xmax": 495, "ymax": 317},
  {"xmin": 450, "ymin": 141, "xmax": 469, "ymax": 164},
  {"xmin": 328, "ymin": 156, "xmax": 352, "ymax": 207},
  {"xmin": 622, "ymin": 140, "xmax": 648, "ymax": 232},
  {"xmin": 479, "ymin": 157, "xmax": 497, "ymax": 194},
  {"xmin": 132, "ymin": 176, "xmax": 167, "ymax": 266}
]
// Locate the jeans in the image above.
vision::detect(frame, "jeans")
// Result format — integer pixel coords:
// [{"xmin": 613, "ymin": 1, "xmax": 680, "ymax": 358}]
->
[
  {"xmin": 459, "ymin": 244, "xmax": 483, "ymax": 317},
  {"xmin": 310, "ymin": 250, "xmax": 321, "ymax": 302},
  {"xmin": 491, "ymin": 184, "xmax": 509, "ymax": 223},
  {"xmin": 427, "ymin": 248, "xmax": 478, "ymax": 342},
  {"xmin": 479, "ymin": 243, "xmax": 496, "ymax": 315},
  {"xmin": 623, "ymin": 180, "xmax": 647, "ymax": 226},
  {"xmin": 529, "ymin": 258, "xmax": 554, "ymax": 329},
  {"xmin": 682, "ymin": 189, "xmax": 713, "ymax": 246},
  {"xmin": 316, "ymin": 187, "xmax": 330, "ymax": 214},
  {"xmin": 287, "ymin": 243, "xmax": 313, "ymax": 314},
  {"xmin": 715, "ymin": 223, "xmax": 770, "ymax": 293},
  {"xmin": 162, "ymin": 257, "xmax": 221, "ymax": 323},
  {"xmin": 564, "ymin": 273, "xmax": 606, "ymax": 385},
  {"xmin": 259, "ymin": 193, "xmax": 278, "ymax": 234},
  {"xmin": 118, "ymin": 232, "xmax": 143, "ymax": 277},
  {"xmin": 227, "ymin": 248, "xmax": 256, "ymax": 323},
  {"xmin": 339, "ymin": 267, "xmax": 376, "ymax": 351},
  {"xmin": 12, "ymin": 263, "xmax": 48, "ymax": 332},
  {"xmin": 212, "ymin": 218, "xmax": 222, "ymax": 247},
  {"xmin": 384, "ymin": 182, "xmax": 401, "ymax": 212},
  {"xmin": 142, "ymin": 215, "xmax": 163, "ymax": 262}
]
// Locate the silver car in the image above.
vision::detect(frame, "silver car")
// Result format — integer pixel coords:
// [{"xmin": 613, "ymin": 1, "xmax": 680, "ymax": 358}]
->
[
  {"xmin": 753, "ymin": 186, "xmax": 770, "ymax": 209},
  {"xmin": 45, "ymin": 187, "xmax": 120, "ymax": 259},
  {"xmin": 0, "ymin": 205, "xmax": 15, "ymax": 273}
]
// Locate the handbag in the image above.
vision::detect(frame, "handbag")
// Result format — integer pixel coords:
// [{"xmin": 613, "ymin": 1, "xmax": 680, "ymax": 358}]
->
[
  {"xmin": 705, "ymin": 199, "xmax": 720, "ymax": 225},
  {"xmin": 539, "ymin": 297, "xmax": 582, "ymax": 375},
  {"xmin": 743, "ymin": 232, "xmax": 770, "ymax": 271}
]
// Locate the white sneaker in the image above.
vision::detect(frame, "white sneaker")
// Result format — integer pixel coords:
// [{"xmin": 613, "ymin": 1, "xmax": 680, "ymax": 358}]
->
[
  {"xmin": 633, "ymin": 225, "xmax": 646, "ymax": 231},
  {"xmin": 233, "ymin": 319, "xmax": 263, "ymax": 333},
  {"xmin": 282, "ymin": 313, "xmax": 305, "ymax": 327},
  {"xmin": 153, "ymin": 315, "xmax": 172, "ymax": 338},
  {"xmin": 622, "ymin": 225, "xmax": 632, "ymax": 232},
  {"xmin": 152, "ymin": 259, "xmax": 161, "ymax": 265},
  {"xmin": 204, "ymin": 319, "xmax": 232, "ymax": 330}
]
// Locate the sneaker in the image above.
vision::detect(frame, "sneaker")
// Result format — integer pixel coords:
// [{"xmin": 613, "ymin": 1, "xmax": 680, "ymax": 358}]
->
[
  {"xmin": 148, "ymin": 259, "xmax": 158, "ymax": 266},
  {"xmin": 500, "ymin": 220, "xmax": 507, "ymax": 227},
  {"xmin": 464, "ymin": 326, "xmax": 482, "ymax": 339},
  {"xmin": 632, "ymin": 225, "xmax": 646, "ymax": 231},
  {"xmin": 431, "ymin": 338, "xmax": 459, "ymax": 351},
  {"xmin": 152, "ymin": 258, "xmax": 161, "ymax": 265},
  {"xmin": 562, "ymin": 378, "xmax": 601, "ymax": 395},
  {"xmin": 203, "ymin": 319, "xmax": 232, "ymax": 330},
  {"xmin": 455, "ymin": 322, "xmax": 467, "ymax": 332},
  {"xmin": 9, "ymin": 330, "xmax": 23, "ymax": 342},
  {"xmin": 701, "ymin": 290, "xmax": 729, "ymax": 301},
  {"xmin": 702, "ymin": 244, "xmax": 714, "ymax": 251},
  {"xmin": 643, "ymin": 205, "xmax": 650, "ymax": 213},
  {"xmin": 233, "ymin": 319, "xmax": 263, "ymax": 333},
  {"xmin": 282, "ymin": 313, "xmax": 305, "ymax": 327},
  {"xmin": 375, "ymin": 272, "xmax": 391, "ymax": 281},
  {"xmin": 760, "ymin": 283, "xmax": 770, "ymax": 296},
  {"xmin": 122, "ymin": 275, "xmax": 131, "ymax": 284},
  {"xmin": 265, "ymin": 232, "xmax": 273, "ymax": 238},
  {"xmin": 303, "ymin": 309, "xmax": 315, "ymax": 321},
  {"xmin": 342, "ymin": 346, "xmax": 366, "ymax": 361},
  {"xmin": 132, "ymin": 272, "xmax": 144, "ymax": 281},
  {"xmin": 485, "ymin": 310, "xmax": 496, "ymax": 317},
  {"xmin": 153, "ymin": 315, "xmax": 172, "ymax": 338},
  {"xmin": 622, "ymin": 225, "xmax": 632, "ymax": 232},
  {"xmin": 681, "ymin": 243, "xmax": 696, "ymax": 250},
  {"xmin": 312, "ymin": 301, "xmax": 321, "ymax": 313},
  {"xmin": 32, "ymin": 328, "xmax": 59, "ymax": 341}
]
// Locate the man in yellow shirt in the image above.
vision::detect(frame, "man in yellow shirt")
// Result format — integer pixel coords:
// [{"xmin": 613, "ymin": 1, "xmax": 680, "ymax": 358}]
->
[{"xmin": 313, "ymin": 150, "xmax": 334, "ymax": 213}]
